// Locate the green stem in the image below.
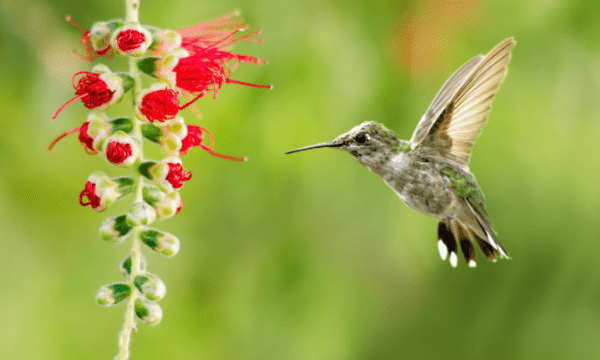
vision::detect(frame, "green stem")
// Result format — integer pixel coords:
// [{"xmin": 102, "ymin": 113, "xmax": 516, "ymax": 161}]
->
[{"xmin": 117, "ymin": 1, "xmax": 143, "ymax": 359}]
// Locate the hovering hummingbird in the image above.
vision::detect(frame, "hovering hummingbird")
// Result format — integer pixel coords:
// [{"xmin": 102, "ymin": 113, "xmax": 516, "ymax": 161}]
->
[{"xmin": 286, "ymin": 39, "xmax": 514, "ymax": 267}]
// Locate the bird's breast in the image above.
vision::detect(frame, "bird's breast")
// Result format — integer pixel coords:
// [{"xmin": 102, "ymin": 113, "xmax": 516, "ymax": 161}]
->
[{"xmin": 382, "ymin": 154, "xmax": 460, "ymax": 219}]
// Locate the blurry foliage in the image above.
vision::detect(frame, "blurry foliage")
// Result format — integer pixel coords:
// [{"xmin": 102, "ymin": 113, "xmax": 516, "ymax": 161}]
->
[{"xmin": 1, "ymin": 0, "xmax": 600, "ymax": 359}]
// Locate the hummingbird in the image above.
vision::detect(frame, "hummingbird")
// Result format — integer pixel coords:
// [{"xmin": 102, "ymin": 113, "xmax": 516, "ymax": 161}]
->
[{"xmin": 286, "ymin": 39, "xmax": 514, "ymax": 267}]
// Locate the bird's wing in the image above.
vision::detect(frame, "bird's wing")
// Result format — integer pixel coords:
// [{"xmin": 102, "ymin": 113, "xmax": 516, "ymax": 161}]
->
[{"xmin": 410, "ymin": 38, "xmax": 515, "ymax": 168}]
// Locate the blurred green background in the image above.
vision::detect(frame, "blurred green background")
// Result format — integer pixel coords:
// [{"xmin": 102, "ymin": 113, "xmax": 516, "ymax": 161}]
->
[{"xmin": 2, "ymin": 0, "xmax": 600, "ymax": 359}]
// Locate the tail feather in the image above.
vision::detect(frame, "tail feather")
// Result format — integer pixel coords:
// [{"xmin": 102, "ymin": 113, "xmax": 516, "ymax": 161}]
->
[{"xmin": 437, "ymin": 218, "xmax": 507, "ymax": 268}]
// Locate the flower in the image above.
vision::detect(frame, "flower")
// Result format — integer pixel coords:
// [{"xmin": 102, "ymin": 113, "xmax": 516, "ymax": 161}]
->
[
  {"xmin": 142, "ymin": 12, "xmax": 272, "ymax": 103},
  {"xmin": 165, "ymin": 162, "xmax": 192, "ymax": 189},
  {"xmin": 79, "ymin": 172, "xmax": 122, "ymax": 212},
  {"xmin": 51, "ymin": 64, "xmax": 132, "ymax": 121},
  {"xmin": 103, "ymin": 131, "xmax": 140, "ymax": 167},
  {"xmin": 138, "ymin": 157, "xmax": 191, "ymax": 193},
  {"xmin": 111, "ymin": 23, "xmax": 152, "ymax": 57},
  {"xmin": 48, "ymin": 113, "xmax": 133, "ymax": 155},
  {"xmin": 135, "ymin": 83, "xmax": 180, "ymax": 123},
  {"xmin": 66, "ymin": 15, "xmax": 116, "ymax": 62}
]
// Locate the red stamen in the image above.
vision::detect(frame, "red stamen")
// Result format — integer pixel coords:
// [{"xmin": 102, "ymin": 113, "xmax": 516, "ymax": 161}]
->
[
  {"xmin": 52, "ymin": 72, "xmax": 114, "ymax": 121},
  {"xmin": 165, "ymin": 163, "xmax": 192, "ymax": 189},
  {"xmin": 140, "ymin": 89, "xmax": 180, "ymax": 122},
  {"xmin": 106, "ymin": 141, "xmax": 133, "ymax": 164},
  {"xmin": 65, "ymin": 15, "xmax": 87, "ymax": 33},
  {"xmin": 184, "ymin": 125, "xmax": 246, "ymax": 161},
  {"xmin": 115, "ymin": 29, "xmax": 146, "ymax": 52},
  {"xmin": 80, "ymin": 181, "xmax": 101, "ymax": 208},
  {"xmin": 51, "ymin": 94, "xmax": 87, "ymax": 121},
  {"xmin": 178, "ymin": 11, "xmax": 242, "ymax": 37},
  {"xmin": 226, "ymin": 78, "xmax": 273, "ymax": 89},
  {"xmin": 48, "ymin": 126, "xmax": 81, "ymax": 152}
]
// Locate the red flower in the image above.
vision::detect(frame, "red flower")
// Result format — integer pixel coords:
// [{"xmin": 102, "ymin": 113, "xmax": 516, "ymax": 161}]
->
[
  {"xmin": 80, "ymin": 181, "xmax": 101, "ymax": 209},
  {"xmin": 51, "ymin": 72, "xmax": 114, "ymax": 121},
  {"xmin": 66, "ymin": 15, "xmax": 114, "ymax": 62},
  {"xmin": 106, "ymin": 141, "xmax": 133, "ymax": 164},
  {"xmin": 139, "ymin": 88, "xmax": 180, "ymax": 123},
  {"xmin": 165, "ymin": 163, "xmax": 192, "ymax": 189},
  {"xmin": 173, "ymin": 29, "xmax": 272, "ymax": 99},
  {"xmin": 116, "ymin": 29, "xmax": 146, "ymax": 52},
  {"xmin": 48, "ymin": 121, "xmax": 99, "ymax": 155}
]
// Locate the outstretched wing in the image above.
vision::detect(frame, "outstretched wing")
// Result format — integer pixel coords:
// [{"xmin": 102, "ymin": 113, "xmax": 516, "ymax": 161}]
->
[{"xmin": 411, "ymin": 39, "xmax": 515, "ymax": 167}]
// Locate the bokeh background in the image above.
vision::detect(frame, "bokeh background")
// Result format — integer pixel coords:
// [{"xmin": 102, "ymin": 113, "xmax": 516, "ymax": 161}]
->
[{"xmin": 2, "ymin": 0, "xmax": 600, "ymax": 359}]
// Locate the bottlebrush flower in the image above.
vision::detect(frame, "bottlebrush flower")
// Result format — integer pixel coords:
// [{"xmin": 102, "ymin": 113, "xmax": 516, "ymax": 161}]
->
[
  {"xmin": 110, "ymin": 23, "xmax": 152, "ymax": 57},
  {"xmin": 104, "ymin": 131, "xmax": 140, "ymax": 167},
  {"xmin": 139, "ymin": 11, "xmax": 272, "ymax": 102},
  {"xmin": 79, "ymin": 171, "xmax": 131, "ymax": 212},
  {"xmin": 135, "ymin": 83, "xmax": 181, "ymax": 123},
  {"xmin": 48, "ymin": 112, "xmax": 133, "ymax": 155},
  {"xmin": 139, "ymin": 157, "xmax": 192, "ymax": 193},
  {"xmin": 51, "ymin": 64, "xmax": 133, "ymax": 121},
  {"xmin": 66, "ymin": 15, "xmax": 120, "ymax": 62}
]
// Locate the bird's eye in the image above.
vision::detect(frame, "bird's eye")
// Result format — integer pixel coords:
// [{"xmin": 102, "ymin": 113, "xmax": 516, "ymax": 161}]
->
[{"xmin": 355, "ymin": 134, "xmax": 367, "ymax": 144}]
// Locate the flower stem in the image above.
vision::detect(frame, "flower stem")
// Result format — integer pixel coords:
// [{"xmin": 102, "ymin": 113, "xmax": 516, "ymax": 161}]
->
[{"xmin": 117, "ymin": 1, "xmax": 143, "ymax": 359}]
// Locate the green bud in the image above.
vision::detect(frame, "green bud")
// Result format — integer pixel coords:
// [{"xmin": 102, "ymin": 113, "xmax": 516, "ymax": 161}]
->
[
  {"xmin": 99, "ymin": 215, "xmax": 132, "ymax": 243},
  {"xmin": 137, "ymin": 57, "xmax": 160, "ymax": 78},
  {"xmin": 141, "ymin": 123, "xmax": 163, "ymax": 144},
  {"xmin": 134, "ymin": 273, "xmax": 166, "ymax": 301},
  {"xmin": 114, "ymin": 177, "xmax": 135, "ymax": 197},
  {"xmin": 135, "ymin": 297, "xmax": 162, "ymax": 326},
  {"xmin": 120, "ymin": 253, "xmax": 147, "ymax": 276},
  {"xmin": 142, "ymin": 184, "xmax": 163, "ymax": 207},
  {"xmin": 96, "ymin": 283, "xmax": 131, "ymax": 306},
  {"xmin": 126, "ymin": 202, "xmax": 157, "ymax": 226},
  {"xmin": 109, "ymin": 117, "xmax": 133, "ymax": 134},
  {"xmin": 139, "ymin": 229, "xmax": 180, "ymax": 257}
]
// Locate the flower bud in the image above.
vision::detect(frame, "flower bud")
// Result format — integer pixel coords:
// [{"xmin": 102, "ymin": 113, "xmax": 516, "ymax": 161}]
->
[
  {"xmin": 139, "ymin": 157, "xmax": 191, "ymax": 193},
  {"xmin": 143, "ymin": 185, "xmax": 182, "ymax": 220},
  {"xmin": 141, "ymin": 116, "xmax": 187, "ymax": 155},
  {"xmin": 139, "ymin": 229, "xmax": 180, "ymax": 257},
  {"xmin": 126, "ymin": 202, "xmax": 157, "ymax": 226},
  {"xmin": 134, "ymin": 83, "xmax": 180, "ymax": 123},
  {"xmin": 89, "ymin": 19, "xmax": 123, "ymax": 55},
  {"xmin": 148, "ymin": 28, "xmax": 182, "ymax": 57},
  {"xmin": 96, "ymin": 283, "xmax": 131, "ymax": 306},
  {"xmin": 110, "ymin": 23, "xmax": 152, "ymax": 57},
  {"xmin": 155, "ymin": 191, "xmax": 183, "ymax": 219},
  {"xmin": 120, "ymin": 253, "xmax": 147, "ymax": 276},
  {"xmin": 99, "ymin": 215, "xmax": 133, "ymax": 243},
  {"xmin": 134, "ymin": 273, "xmax": 166, "ymax": 301},
  {"xmin": 103, "ymin": 131, "xmax": 140, "ymax": 167},
  {"xmin": 134, "ymin": 297, "xmax": 162, "ymax": 326},
  {"xmin": 79, "ymin": 172, "xmax": 123, "ymax": 212}
]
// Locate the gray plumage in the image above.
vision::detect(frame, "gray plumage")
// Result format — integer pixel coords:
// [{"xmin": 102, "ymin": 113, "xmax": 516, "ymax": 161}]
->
[{"xmin": 287, "ymin": 39, "xmax": 514, "ymax": 267}]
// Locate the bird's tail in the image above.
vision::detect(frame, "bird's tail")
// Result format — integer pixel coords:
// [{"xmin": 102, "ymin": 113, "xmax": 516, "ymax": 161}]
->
[{"xmin": 437, "ymin": 218, "xmax": 508, "ymax": 268}]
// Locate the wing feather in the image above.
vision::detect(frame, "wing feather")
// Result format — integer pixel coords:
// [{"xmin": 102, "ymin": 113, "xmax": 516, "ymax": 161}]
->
[{"xmin": 411, "ymin": 38, "xmax": 515, "ymax": 167}]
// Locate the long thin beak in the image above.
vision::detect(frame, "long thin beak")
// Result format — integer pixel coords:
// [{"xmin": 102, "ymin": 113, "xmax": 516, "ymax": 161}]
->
[{"xmin": 285, "ymin": 140, "xmax": 343, "ymax": 154}]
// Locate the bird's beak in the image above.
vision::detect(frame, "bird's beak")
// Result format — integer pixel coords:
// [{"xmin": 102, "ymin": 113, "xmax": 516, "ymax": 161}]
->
[{"xmin": 285, "ymin": 139, "xmax": 343, "ymax": 154}]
